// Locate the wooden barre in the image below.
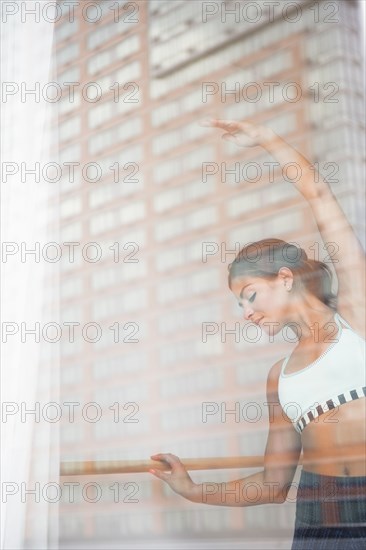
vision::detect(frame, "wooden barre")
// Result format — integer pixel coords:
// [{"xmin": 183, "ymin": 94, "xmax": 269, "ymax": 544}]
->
[
  {"xmin": 60, "ymin": 446, "xmax": 365, "ymax": 476},
  {"xmin": 60, "ymin": 456, "xmax": 266, "ymax": 476}
]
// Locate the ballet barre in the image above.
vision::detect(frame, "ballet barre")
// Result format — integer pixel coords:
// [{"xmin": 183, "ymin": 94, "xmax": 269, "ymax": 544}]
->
[
  {"xmin": 60, "ymin": 456, "xmax": 265, "ymax": 476},
  {"xmin": 60, "ymin": 444, "xmax": 366, "ymax": 476}
]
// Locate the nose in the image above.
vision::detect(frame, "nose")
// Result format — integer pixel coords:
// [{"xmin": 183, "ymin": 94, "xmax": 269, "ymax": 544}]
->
[{"xmin": 243, "ymin": 306, "xmax": 254, "ymax": 321}]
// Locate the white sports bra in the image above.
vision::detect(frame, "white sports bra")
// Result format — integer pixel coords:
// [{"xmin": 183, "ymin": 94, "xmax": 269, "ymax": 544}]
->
[{"xmin": 278, "ymin": 312, "xmax": 366, "ymax": 434}]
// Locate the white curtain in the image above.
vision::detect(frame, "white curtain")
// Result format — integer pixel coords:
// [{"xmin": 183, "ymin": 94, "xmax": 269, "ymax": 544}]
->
[{"xmin": 1, "ymin": 2, "xmax": 60, "ymax": 548}]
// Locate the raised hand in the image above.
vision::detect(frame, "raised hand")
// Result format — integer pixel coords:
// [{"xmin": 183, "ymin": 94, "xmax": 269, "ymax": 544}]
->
[
  {"xmin": 199, "ymin": 118, "xmax": 276, "ymax": 148},
  {"xmin": 200, "ymin": 117, "xmax": 326, "ymax": 201},
  {"xmin": 149, "ymin": 453, "xmax": 198, "ymax": 500}
]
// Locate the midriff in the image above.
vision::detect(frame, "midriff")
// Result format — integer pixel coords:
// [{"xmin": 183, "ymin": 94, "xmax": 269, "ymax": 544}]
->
[{"xmin": 301, "ymin": 399, "xmax": 366, "ymax": 476}]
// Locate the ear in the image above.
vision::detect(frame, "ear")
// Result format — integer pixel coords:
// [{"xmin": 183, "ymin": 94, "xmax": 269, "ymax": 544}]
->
[{"xmin": 277, "ymin": 267, "xmax": 294, "ymax": 289}]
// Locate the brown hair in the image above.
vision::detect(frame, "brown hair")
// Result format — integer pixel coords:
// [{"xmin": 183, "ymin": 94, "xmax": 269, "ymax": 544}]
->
[{"xmin": 228, "ymin": 238, "xmax": 337, "ymax": 310}]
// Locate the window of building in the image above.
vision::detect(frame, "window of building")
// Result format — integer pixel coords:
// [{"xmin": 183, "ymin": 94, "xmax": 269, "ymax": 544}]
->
[
  {"xmin": 61, "ymin": 221, "xmax": 82, "ymax": 241},
  {"xmin": 266, "ymin": 111, "xmax": 297, "ymax": 135},
  {"xmin": 88, "ymin": 116, "xmax": 142, "ymax": 155},
  {"xmin": 119, "ymin": 200, "xmax": 145, "ymax": 225},
  {"xmin": 60, "ymin": 172, "xmax": 81, "ymax": 194},
  {"xmin": 55, "ymin": 19, "xmax": 79, "ymax": 44},
  {"xmin": 92, "ymin": 144, "xmax": 143, "ymax": 186},
  {"xmin": 152, "ymin": 120, "xmax": 208, "ymax": 156},
  {"xmin": 122, "ymin": 228, "xmax": 146, "ymax": 248},
  {"xmin": 59, "ymin": 115, "xmax": 81, "ymax": 143},
  {"xmin": 91, "ymin": 260, "xmax": 146, "ymax": 291},
  {"xmin": 59, "ymin": 143, "xmax": 81, "ymax": 164},
  {"xmin": 87, "ymin": 8, "xmax": 138, "ymax": 50},
  {"xmin": 149, "ymin": 0, "xmax": 186, "ymax": 16},
  {"xmin": 157, "ymin": 267, "xmax": 220, "ymax": 305},
  {"xmin": 160, "ymin": 403, "xmax": 203, "ymax": 431},
  {"xmin": 59, "ymin": 91, "xmax": 81, "ymax": 116},
  {"xmin": 92, "ymin": 351, "xmax": 147, "ymax": 379},
  {"xmin": 93, "ymin": 382, "xmax": 148, "ymax": 407},
  {"xmin": 57, "ymin": 42, "xmax": 79, "ymax": 67},
  {"xmin": 228, "ymin": 222, "xmax": 264, "ymax": 250},
  {"xmin": 92, "ymin": 287, "xmax": 147, "ymax": 319},
  {"xmin": 264, "ymin": 209, "xmax": 301, "ymax": 235},
  {"xmin": 61, "ymin": 277, "xmax": 83, "ymax": 300},
  {"xmin": 153, "ymin": 145, "xmax": 214, "ymax": 185},
  {"xmin": 88, "ymin": 93, "xmax": 140, "ymax": 129},
  {"xmin": 87, "ymin": 35, "xmax": 140, "ymax": 75},
  {"xmin": 60, "ymin": 250, "xmax": 83, "ymax": 273},
  {"xmin": 155, "ymin": 234, "xmax": 217, "ymax": 272},
  {"xmin": 158, "ymin": 301, "xmax": 221, "ymax": 335},
  {"xmin": 60, "ymin": 195, "xmax": 81, "ymax": 219},
  {"xmin": 262, "ymin": 180, "xmax": 298, "ymax": 205},
  {"xmin": 95, "ymin": 60, "xmax": 141, "ymax": 96},
  {"xmin": 163, "ymin": 438, "xmax": 227, "ymax": 463},
  {"xmin": 160, "ymin": 365, "xmax": 222, "ymax": 398},
  {"xmin": 60, "ymin": 364, "xmax": 82, "ymax": 386},
  {"xmin": 227, "ymin": 192, "xmax": 261, "ymax": 218},
  {"xmin": 57, "ymin": 66, "xmax": 80, "ymax": 86},
  {"xmin": 60, "ymin": 338, "xmax": 82, "ymax": 357},
  {"xmin": 89, "ymin": 209, "xmax": 117, "ymax": 235},
  {"xmin": 256, "ymin": 50, "xmax": 292, "ymax": 78},
  {"xmin": 59, "ymin": 516, "xmax": 84, "ymax": 537},
  {"xmin": 89, "ymin": 176, "xmax": 144, "ymax": 209},
  {"xmin": 151, "ymin": 101, "xmax": 179, "ymax": 127},
  {"xmin": 60, "ymin": 424, "xmax": 83, "ymax": 444},
  {"xmin": 92, "ymin": 229, "xmax": 145, "ymax": 263},
  {"xmin": 154, "ymin": 205, "xmax": 217, "ymax": 243}
]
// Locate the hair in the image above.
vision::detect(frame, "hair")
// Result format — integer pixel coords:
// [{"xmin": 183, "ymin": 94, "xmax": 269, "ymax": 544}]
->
[{"xmin": 228, "ymin": 238, "xmax": 338, "ymax": 310}]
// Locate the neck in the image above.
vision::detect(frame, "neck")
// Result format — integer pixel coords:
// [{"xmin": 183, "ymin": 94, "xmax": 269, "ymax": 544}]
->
[{"xmin": 285, "ymin": 295, "xmax": 335, "ymax": 342}]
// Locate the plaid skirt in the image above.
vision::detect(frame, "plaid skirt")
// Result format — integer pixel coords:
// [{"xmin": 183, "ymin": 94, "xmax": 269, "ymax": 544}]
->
[{"xmin": 291, "ymin": 469, "xmax": 366, "ymax": 549}]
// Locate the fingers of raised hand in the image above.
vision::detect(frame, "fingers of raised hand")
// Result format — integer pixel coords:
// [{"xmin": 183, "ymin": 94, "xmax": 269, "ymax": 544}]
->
[
  {"xmin": 222, "ymin": 132, "xmax": 238, "ymax": 143},
  {"xmin": 215, "ymin": 119, "xmax": 241, "ymax": 132},
  {"xmin": 199, "ymin": 118, "xmax": 240, "ymax": 132}
]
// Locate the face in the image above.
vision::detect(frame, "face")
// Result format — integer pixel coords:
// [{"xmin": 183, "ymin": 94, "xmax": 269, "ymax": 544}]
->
[{"xmin": 230, "ymin": 270, "xmax": 293, "ymax": 333}]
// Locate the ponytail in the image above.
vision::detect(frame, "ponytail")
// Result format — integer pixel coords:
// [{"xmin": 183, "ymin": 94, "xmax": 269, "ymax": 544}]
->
[{"xmin": 293, "ymin": 257, "xmax": 338, "ymax": 311}]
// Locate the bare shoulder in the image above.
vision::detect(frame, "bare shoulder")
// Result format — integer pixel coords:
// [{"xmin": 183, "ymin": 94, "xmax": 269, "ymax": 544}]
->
[
  {"xmin": 266, "ymin": 358, "xmax": 285, "ymax": 397},
  {"xmin": 266, "ymin": 358, "xmax": 285, "ymax": 405}
]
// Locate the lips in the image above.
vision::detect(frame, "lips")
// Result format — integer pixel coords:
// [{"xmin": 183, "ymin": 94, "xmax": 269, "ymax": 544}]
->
[{"xmin": 253, "ymin": 317, "xmax": 263, "ymax": 325}]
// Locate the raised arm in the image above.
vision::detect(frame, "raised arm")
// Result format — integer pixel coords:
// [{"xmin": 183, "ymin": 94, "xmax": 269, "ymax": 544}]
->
[
  {"xmin": 202, "ymin": 119, "xmax": 366, "ymax": 335},
  {"xmin": 263, "ymin": 130, "xmax": 366, "ymax": 335}
]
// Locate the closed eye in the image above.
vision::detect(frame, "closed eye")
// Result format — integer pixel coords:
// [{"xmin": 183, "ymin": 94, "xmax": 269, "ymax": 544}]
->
[{"xmin": 249, "ymin": 292, "xmax": 256, "ymax": 303}]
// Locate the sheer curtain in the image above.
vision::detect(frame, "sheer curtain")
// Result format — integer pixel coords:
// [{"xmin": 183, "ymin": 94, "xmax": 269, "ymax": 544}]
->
[{"xmin": 1, "ymin": 2, "xmax": 60, "ymax": 549}]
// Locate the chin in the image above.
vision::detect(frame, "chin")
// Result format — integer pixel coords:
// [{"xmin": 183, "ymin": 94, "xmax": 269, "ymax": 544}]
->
[{"xmin": 262, "ymin": 320, "xmax": 282, "ymax": 335}]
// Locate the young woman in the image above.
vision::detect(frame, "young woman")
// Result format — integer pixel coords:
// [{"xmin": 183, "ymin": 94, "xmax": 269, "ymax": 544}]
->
[{"xmin": 149, "ymin": 120, "xmax": 366, "ymax": 549}]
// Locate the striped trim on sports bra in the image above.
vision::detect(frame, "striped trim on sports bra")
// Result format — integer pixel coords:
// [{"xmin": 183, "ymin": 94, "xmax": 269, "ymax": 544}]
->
[{"xmin": 295, "ymin": 385, "xmax": 366, "ymax": 433}]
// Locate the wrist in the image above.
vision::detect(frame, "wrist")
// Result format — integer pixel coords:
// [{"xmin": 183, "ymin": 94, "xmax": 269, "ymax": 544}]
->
[
  {"xmin": 185, "ymin": 483, "xmax": 203, "ymax": 504},
  {"xmin": 259, "ymin": 129, "xmax": 283, "ymax": 150}
]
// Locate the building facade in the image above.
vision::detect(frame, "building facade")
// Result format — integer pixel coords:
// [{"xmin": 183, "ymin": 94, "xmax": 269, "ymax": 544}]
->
[{"xmin": 55, "ymin": 0, "xmax": 365, "ymax": 547}]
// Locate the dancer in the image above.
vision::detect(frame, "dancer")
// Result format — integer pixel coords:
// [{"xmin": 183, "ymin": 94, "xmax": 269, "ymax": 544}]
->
[{"xmin": 149, "ymin": 120, "xmax": 366, "ymax": 549}]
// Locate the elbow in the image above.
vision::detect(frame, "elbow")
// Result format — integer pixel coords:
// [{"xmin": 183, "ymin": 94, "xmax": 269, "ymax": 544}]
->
[
  {"xmin": 273, "ymin": 485, "xmax": 291, "ymax": 504},
  {"xmin": 264, "ymin": 476, "xmax": 290, "ymax": 504},
  {"xmin": 274, "ymin": 492, "xmax": 286, "ymax": 504}
]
